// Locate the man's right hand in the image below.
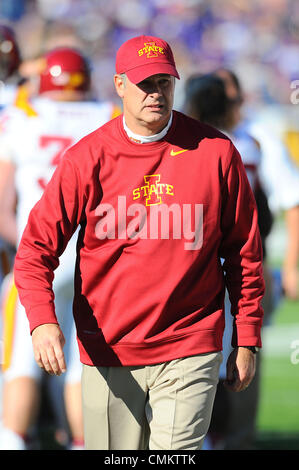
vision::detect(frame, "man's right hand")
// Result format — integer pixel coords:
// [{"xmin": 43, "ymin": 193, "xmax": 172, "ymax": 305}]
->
[{"xmin": 32, "ymin": 323, "xmax": 67, "ymax": 375}]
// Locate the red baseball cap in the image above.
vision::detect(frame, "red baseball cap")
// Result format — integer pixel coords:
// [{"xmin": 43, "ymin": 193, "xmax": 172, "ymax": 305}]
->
[{"xmin": 115, "ymin": 35, "xmax": 180, "ymax": 84}]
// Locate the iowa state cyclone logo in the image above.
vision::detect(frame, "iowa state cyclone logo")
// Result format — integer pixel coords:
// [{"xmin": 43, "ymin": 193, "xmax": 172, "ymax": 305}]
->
[
  {"xmin": 138, "ymin": 42, "xmax": 165, "ymax": 58},
  {"xmin": 94, "ymin": 173, "xmax": 203, "ymax": 251},
  {"xmin": 132, "ymin": 174, "xmax": 174, "ymax": 206}
]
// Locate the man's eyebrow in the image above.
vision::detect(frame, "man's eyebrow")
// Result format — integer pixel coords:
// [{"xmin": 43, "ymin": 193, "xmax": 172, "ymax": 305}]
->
[{"xmin": 137, "ymin": 74, "xmax": 172, "ymax": 87}]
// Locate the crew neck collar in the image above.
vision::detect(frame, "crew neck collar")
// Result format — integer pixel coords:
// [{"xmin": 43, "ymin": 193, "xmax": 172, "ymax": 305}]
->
[{"xmin": 122, "ymin": 113, "xmax": 173, "ymax": 144}]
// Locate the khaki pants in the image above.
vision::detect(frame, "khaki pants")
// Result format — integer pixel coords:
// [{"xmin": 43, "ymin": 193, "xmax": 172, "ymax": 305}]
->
[{"xmin": 81, "ymin": 352, "xmax": 222, "ymax": 450}]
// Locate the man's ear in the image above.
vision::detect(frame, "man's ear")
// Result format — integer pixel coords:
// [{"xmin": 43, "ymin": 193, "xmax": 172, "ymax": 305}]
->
[{"xmin": 114, "ymin": 74, "xmax": 125, "ymax": 99}]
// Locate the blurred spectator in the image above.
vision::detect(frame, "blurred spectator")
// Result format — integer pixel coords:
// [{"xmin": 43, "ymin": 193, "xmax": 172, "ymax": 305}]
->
[
  {"xmin": 0, "ymin": 0, "xmax": 298, "ymax": 105},
  {"xmin": 0, "ymin": 0, "xmax": 26, "ymax": 22}
]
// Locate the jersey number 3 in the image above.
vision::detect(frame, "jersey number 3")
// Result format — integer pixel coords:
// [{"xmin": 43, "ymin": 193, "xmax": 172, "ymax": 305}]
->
[{"xmin": 37, "ymin": 135, "xmax": 73, "ymax": 190}]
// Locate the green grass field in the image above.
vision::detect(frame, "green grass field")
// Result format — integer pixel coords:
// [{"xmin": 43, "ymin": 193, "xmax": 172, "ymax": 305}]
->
[
  {"xmin": 254, "ymin": 214, "xmax": 299, "ymax": 450},
  {"xmin": 255, "ymin": 295, "xmax": 299, "ymax": 450}
]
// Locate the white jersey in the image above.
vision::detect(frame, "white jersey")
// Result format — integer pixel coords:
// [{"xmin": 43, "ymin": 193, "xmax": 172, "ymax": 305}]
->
[
  {"xmin": 229, "ymin": 125, "xmax": 261, "ymax": 193},
  {"xmin": 247, "ymin": 112, "xmax": 299, "ymax": 213},
  {"xmin": 0, "ymin": 83, "xmax": 18, "ymax": 113},
  {"xmin": 221, "ymin": 125, "xmax": 261, "ymax": 193},
  {"xmin": 0, "ymin": 83, "xmax": 19, "ymax": 279},
  {"xmin": 0, "ymin": 97, "xmax": 119, "ymax": 286},
  {"xmin": 219, "ymin": 125, "xmax": 262, "ymax": 380}
]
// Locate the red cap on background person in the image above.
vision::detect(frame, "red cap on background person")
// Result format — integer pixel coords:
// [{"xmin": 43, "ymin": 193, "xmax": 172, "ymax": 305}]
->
[{"xmin": 115, "ymin": 35, "xmax": 180, "ymax": 84}]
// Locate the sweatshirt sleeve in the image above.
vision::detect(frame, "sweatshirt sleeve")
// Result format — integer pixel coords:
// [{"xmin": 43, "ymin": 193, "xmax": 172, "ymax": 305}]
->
[
  {"xmin": 219, "ymin": 143, "xmax": 265, "ymax": 348},
  {"xmin": 14, "ymin": 152, "xmax": 84, "ymax": 333}
]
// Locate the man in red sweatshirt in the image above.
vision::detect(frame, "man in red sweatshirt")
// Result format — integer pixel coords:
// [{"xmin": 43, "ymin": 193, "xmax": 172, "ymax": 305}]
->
[{"xmin": 13, "ymin": 35, "xmax": 265, "ymax": 450}]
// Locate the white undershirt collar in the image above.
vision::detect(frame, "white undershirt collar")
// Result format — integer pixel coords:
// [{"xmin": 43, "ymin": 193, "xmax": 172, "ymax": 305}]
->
[{"xmin": 123, "ymin": 113, "xmax": 173, "ymax": 144}]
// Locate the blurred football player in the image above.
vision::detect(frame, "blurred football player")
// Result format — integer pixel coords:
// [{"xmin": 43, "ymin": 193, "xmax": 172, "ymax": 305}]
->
[
  {"xmin": 0, "ymin": 24, "xmax": 22, "ymax": 106},
  {"xmin": 0, "ymin": 24, "xmax": 22, "ymax": 285},
  {"xmin": 0, "ymin": 46, "xmax": 120, "ymax": 449},
  {"xmin": 184, "ymin": 69, "xmax": 299, "ymax": 450},
  {"xmin": 183, "ymin": 73, "xmax": 271, "ymax": 450},
  {"xmin": 214, "ymin": 67, "xmax": 299, "ymax": 301}
]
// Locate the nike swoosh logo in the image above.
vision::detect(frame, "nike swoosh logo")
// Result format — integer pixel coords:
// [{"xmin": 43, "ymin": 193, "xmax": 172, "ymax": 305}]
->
[{"xmin": 170, "ymin": 149, "xmax": 189, "ymax": 156}]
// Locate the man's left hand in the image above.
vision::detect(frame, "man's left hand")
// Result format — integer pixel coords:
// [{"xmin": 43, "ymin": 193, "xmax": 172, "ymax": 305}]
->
[{"xmin": 224, "ymin": 346, "xmax": 256, "ymax": 392}]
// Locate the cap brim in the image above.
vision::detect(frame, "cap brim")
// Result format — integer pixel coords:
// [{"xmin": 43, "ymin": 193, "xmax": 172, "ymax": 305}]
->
[{"xmin": 126, "ymin": 63, "xmax": 180, "ymax": 85}]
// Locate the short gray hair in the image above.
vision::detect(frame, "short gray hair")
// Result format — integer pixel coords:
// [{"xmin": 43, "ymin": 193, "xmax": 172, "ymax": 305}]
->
[{"xmin": 120, "ymin": 73, "xmax": 127, "ymax": 86}]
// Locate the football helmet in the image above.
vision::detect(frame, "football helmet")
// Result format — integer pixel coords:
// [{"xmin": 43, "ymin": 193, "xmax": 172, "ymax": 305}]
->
[
  {"xmin": 0, "ymin": 25, "xmax": 21, "ymax": 81},
  {"xmin": 39, "ymin": 47, "xmax": 91, "ymax": 94}
]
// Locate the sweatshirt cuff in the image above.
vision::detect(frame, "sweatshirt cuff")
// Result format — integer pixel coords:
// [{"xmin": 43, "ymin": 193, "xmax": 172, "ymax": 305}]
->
[
  {"xmin": 27, "ymin": 302, "xmax": 58, "ymax": 334},
  {"xmin": 232, "ymin": 322, "xmax": 262, "ymax": 348}
]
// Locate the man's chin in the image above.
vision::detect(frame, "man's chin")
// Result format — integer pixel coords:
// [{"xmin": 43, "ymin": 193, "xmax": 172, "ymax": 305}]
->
[{"xmin": 143, "ymin": 108, "xmax": 170, "ymax": 124}]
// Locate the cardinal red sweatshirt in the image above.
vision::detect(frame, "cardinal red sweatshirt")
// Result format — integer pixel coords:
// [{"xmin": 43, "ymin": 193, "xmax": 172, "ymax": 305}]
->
[{"xmin": 14, "ymin": 111, "xmax": 264, "ymax": 366}]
